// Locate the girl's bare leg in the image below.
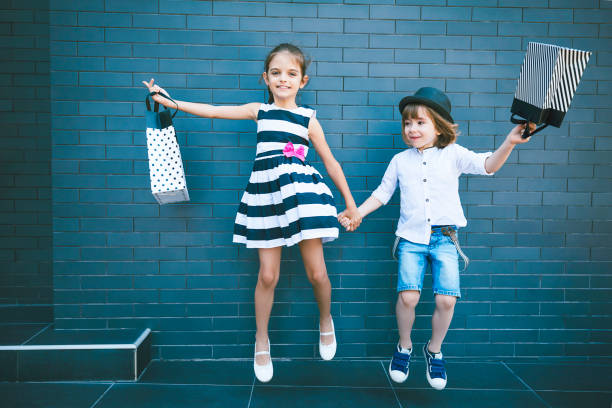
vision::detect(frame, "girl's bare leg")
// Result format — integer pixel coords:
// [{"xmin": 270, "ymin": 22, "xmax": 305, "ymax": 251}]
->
[
  {"xmin": 254, "ymin": 246, "xmax": 282, "ymax": 365},
  {"xmin": 299, "ymin": 238, "xmax": 333, "ymax": 345}
]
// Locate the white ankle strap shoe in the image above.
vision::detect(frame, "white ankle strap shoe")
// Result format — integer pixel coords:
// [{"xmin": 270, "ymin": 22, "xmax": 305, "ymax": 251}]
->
[
  {"xmin": 319, "ymin": 316, "xmax": 337, "ymax": 361},
  {"xmin": 254, "ymin": 338, "xmax": 273, "ymax": 383}
]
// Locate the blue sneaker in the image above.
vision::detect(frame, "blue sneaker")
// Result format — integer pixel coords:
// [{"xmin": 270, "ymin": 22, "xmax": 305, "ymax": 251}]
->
[
  {"xmin": 423, "ymin": 341, "xmax": 447, "ymax": 390},
  {"xmin": 388, "ymin": 343, "xmax": 411, "ymax": 383}
]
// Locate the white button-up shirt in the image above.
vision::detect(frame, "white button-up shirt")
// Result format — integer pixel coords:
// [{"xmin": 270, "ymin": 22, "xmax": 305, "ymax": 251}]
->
[{"xmin": 372, "ymin": 143, "xmax": 493, "ymax": 245}]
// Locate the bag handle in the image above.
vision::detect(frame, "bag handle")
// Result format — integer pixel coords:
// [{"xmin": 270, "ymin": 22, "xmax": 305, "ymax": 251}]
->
[
  {"xmin": 145, "ymin": 91, "xmax": 179, "ymax": 119},
  {"xmin": 510, "ymin": 114, "xmax": 549, "ymax": 139}
]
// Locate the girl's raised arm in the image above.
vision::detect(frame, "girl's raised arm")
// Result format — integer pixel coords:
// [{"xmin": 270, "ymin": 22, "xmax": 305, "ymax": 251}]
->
[
  {"xmin": 308, "ymin": 116, "xmax": 362, "ymax": 230},
  {"xmin": 142, "ymin": 78, "xmax": 259, "ymax": 121}
]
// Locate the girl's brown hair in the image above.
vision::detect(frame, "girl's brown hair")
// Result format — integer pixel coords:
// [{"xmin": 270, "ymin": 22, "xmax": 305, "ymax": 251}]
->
[
  {"xmin": 401, "ymin": 104, "xmax": 460, "ymax": 148},
  {"xmin": 263, "ymin": 43, "xmax": 310, "ymax": 104}
]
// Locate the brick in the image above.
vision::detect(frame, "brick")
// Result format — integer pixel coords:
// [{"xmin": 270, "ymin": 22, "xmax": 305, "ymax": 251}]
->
[
  {"xmin": 160, "ymin": 59, "xmax": 212, "ymax": 74},
  {"xmin": 266, "ymin": 3, "xmax": 316, "ymax": 17},
  {"xmin": 448, "ymin": 22, "xmax": 497, "ymax": 36},
  {"xmin": 472, "ymin": 36, "xmax": 521, "ymax": 50},
  {"xmin": 317, "ymin": 33, "xmax": 368, "ymax": 48},
  {"xmin": 160, "ymin": 30, "xmax": 212, "ymax": 45},
  {"xmin": 239, "ymin": 17, "xmax": 291, "ymax": 32},
  {"xmin": 51, "ymin": 56, "xmax": 104, "ymax": 72},
  {"xmin": 78, "ymin": 43, "xmax": 132, "ymax": 57},
  {"xmin": 421, "ymin": 64, "xmax": 470, "ymax": 78},
  {"xmin": 294, "ymin": 18, "xmax": 342, "ymax": 33},
  {"xmin": 132, "ymin": 14, "xmax": 188, "ymax": 28},
  {"xmin": 446, "ymin": 50, "xmax": 495, "ymax": 65},
  {"xmin": 422, "ymin": 6, "xmax": 470, "ymax": 20},
  {"xmin": 574, "ymin": 9, "xmax": 612, "ymax": 24},
  {"xmin": 493, "ymin": 192, "xmax": 542, "ymax": 205},
  {"xmin": 77, "ymin": 12, "xmax": 131, "ymax": 27},
  {"xmin": 213, "ymin": 2, "xmax": 263, "ymax": 16},
  {"xmin": 188, "ymin": 15, "xmax": 238, "ymax": 30},
  {"xmin": 421, "ymin": 36, "xmax": 470, "ymax": 50},
  {"xmin": 550, "ymin": 23, "xmax": 599, "ymax": 37},
  {"xmin": 345, "ymin": 19, "xmax": 394, "ymax": 34},
  {"xmin": 543, "ymin": 192, "xmax": 590, "ymax": 206},
  {"xmin": 472, "ymin": 8, "xmax": 522, "ymax": 21},
  {"xmin": 105, "ymin": 28, "xmax": 157, "ymax": 43},
  {"xmin": 158, "ymin": 0, "xmax": 211, "ymax": 14},
  {"xmin": 369, "ymin": 5, "xmax": 418, "ymax": 19}
]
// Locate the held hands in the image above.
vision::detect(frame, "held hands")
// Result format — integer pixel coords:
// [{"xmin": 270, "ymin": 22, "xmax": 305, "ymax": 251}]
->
[
  {"xmin": 507, "ymin": 122, "xmax": 537, "ymax": 145},
  {"xmin": 142, "ymin": 78, "xmax": 170, "ymax": 106},
  {"xmin": 337, "ymin": 207, "xmax": 362, "ymax": 232}
]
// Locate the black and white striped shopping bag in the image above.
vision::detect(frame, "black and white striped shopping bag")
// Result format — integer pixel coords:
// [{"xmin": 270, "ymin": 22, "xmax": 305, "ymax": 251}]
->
[
  {"xmin": 511, "ymin": 42, "xmax": 591, "ymax": 138},
  {"xmin": 144, "ymin": 92, "xmax": 190, "ymax": 205}
]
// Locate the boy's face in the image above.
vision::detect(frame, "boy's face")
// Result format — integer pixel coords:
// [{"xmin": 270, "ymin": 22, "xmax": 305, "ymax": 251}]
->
[
  {"xmin": 402, "ymin": 106, "xmax": 440, "ymax": 151},
  {"xmin": 262, "ymin": 52, "xmax": 308, "ymax": 105}
]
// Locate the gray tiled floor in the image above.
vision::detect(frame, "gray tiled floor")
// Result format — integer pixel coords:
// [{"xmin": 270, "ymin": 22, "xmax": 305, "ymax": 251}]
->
[{"xmin": 2, "ymin": 360, "xmax": 611, "ymax": 408}]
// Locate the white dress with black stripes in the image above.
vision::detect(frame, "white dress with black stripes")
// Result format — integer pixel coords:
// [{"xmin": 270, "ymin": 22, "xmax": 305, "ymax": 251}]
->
[{"xmin": 232, "ymin": 103, "xmax": 339, "ymax": 248}]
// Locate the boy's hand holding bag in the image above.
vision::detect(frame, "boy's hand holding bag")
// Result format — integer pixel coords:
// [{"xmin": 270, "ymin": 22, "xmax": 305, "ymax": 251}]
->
[{"xmin": 144, "ymin": 90, "xmax": 190, "ymax": 204}]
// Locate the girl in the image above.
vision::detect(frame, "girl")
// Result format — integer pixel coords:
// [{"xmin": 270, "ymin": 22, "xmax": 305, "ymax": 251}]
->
[
  {"xmin": 339, "ymin": 87, "xmax": 533, "ymax": 390},
  {"xmin": 143, "ymin": 43, "xmax": 362, "ymax": 383}
]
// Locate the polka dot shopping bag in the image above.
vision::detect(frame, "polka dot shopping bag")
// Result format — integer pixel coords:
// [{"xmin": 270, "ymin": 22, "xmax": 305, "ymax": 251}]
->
[{"xmin": 145, "ymin": 92, "xmax": 190, "ymax": 204}]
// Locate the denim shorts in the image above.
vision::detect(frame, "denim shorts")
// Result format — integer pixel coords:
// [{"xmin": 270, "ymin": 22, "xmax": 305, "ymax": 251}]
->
[{"xmin": 394, "ymin": 227, "xmax": 461, "ymax": 297}]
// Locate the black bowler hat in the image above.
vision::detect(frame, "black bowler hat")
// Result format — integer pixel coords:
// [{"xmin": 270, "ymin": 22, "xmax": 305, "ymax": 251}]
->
[{"xmin": 398, "ymin": 87, "xmax": 453, "ymax": 123}]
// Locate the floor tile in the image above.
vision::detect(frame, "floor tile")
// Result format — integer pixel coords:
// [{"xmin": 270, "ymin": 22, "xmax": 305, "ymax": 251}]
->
[
  {"xmin": 250, "ymin": 386, "xmax": 400, "ymax": 408},
  {"xmin": 257, "ymin": 360, "xmax": 389, "ymax": 387},
  {"xmin": 1, "ymin": 382, "xmax": 110, "ymax": 408},
  {"xmin": 95, "ymin": 384, "xmax": 252, "ymax": 408},
  {"xmin": 391, "ymin": 361, "xmax": 525, "ymax": 390},
  {"xmin": 0, "ymin": 324, "xmax": 48, "ymax": 345},
  {"xmin": 395, "ymin": 389, "xmax": 548, "ymax": 408},
  {"xmin": 139, "ymin": 360, "xmax": 253, "ymax": 385},
  {"xmin": 537, "ymin": 391, "xmax": 612, "ymax": 408},
  {"xmin": 507, "ymin": 363, "xmax": 612, "ymax": 391}
]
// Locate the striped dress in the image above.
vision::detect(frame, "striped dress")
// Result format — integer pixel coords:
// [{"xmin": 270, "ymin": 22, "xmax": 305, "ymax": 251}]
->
[{"xmin": 233, "ymin": 103, "xmax": 339, "ymax": 248}]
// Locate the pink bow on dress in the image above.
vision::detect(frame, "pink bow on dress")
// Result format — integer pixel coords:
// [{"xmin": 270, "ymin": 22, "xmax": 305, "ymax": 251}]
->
[{"xmin": 283, "ymin": 142, "xmax": 305, "ymax": 162}]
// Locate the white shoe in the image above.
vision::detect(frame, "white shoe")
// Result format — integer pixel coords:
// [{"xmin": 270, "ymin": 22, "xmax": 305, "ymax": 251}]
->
[
  {"xmin": 388, "ymin": 343, "xmax": 411, "ymax": 383},
  {"xmin": 319, "ymin": 315, "xmax": 337, "ymax": 361},
  {"xmin": 423, "ymin": 342, "xmax": 447, "ymax": 390},
  {"xmin": 253, "ymin": 338, "xmax": 273, "ymax": 383}
]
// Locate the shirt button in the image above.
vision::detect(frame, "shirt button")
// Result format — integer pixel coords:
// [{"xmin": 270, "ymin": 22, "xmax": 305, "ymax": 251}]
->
[
  {"xmin": 426, "ymin": 198, "xmax": 429, "ymax": 202},
  {"xmin": 427, "ymin": 218, "xmax": 431, "ymax": 222},
  {"xmin": 423, "ymin": 179, "xmax": 427, "ymax": 182},
  {"xmin": 423, "ymin": 162, "xmax": 426, "ymax": 165}
]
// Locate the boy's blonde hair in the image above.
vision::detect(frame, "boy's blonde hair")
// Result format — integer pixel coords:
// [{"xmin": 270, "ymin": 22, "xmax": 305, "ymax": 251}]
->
[{"xmin": 401, "ymin": 104, "xmax": 460, "ymax": 148}]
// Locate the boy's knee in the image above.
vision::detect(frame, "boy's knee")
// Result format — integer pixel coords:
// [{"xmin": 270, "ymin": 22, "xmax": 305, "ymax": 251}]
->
[
  {"xmin": 398, "ymin": 290, "xmax": 420, "ymax": 309},
  {"xmin": 435, "ymin": 294, "xmax": 456, "ymax": 311}
]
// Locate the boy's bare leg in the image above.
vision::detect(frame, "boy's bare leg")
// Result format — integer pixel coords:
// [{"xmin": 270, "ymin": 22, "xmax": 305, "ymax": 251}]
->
[
  {"xmin": 428, "ymin": 294, "xmax": 456, "ymax": 352},
  {"xmin": 397, "ymin": 290, "xmax": 420, "ymax": 350}
]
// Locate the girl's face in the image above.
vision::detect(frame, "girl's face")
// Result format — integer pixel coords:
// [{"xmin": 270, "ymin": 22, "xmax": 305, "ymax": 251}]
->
[
  {"xmin": 263, "ymin": 52, "xmax": 308, "ymax": 106},
  {"xmin": 403, "ymin": 106, "xmax": 441, "ymax": 151}
]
